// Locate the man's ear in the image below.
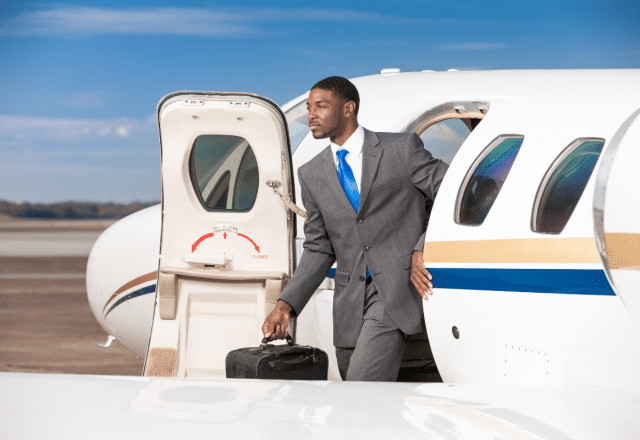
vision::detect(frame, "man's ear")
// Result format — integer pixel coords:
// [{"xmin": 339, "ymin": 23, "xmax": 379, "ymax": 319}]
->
[{"xmin": 344, "ymin": 100, "xmax": 356, "ymax": 118}]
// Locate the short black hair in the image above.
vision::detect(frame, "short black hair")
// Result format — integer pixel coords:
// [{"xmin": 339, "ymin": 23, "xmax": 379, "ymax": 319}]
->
[{"xmin": 311, "ymin": 76, "xmax": 360, "ymax": 115}]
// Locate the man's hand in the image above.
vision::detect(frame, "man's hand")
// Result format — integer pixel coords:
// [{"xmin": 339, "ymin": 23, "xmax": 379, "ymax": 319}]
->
[
  {"xmin": 262, "ymin": 300, "xmax": 292, "ymax": 340},
  {"xmin": 410, "ymin": 250, "xmax": 434, "ymax": 299}
]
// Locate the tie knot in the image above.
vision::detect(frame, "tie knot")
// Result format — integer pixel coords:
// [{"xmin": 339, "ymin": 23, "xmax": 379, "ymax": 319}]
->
[{"xmin": 336, "ymin": 149, "xmax": 349, "ymax": 161}]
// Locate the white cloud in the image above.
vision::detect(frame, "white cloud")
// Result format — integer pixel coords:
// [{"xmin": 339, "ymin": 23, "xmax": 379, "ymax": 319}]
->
[
  {"xmin": 437, "ymin": 43, "xmax": 508, "ymax": 51},
  {"xmin": 0, "ymin": 114, "xmax": 154, "ymax": 142},
  {"xmin": 1, "ymin": 7, "xmax": 255, "ymax": 37},
  {"xmin": 0, "ymin": 6, "xmax": 485, "ymax": 37}
]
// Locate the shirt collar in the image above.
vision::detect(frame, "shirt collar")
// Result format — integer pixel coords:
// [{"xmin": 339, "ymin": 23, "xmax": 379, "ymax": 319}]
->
[{"xmin": 330, "ymin": 125, "xmax": 364, "ymax": 159}]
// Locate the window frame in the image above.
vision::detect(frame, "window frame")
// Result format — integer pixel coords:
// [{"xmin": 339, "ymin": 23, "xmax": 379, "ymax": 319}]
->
[
  {"xmin": 403, "ymin": 101, "xmax": 488, "ymax": 135},
  {"xmin": 285, "ymin": 98, "xmax": 311, "ymax": 155},
  {"xmin": 531, "ymin": 137, "xmax": 605, "ymax": 234}
]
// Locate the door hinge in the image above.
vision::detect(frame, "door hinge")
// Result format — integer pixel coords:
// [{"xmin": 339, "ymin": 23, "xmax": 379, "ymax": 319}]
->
[{"xmin": 228, "ymin": 101, "xmax": 249, "ymax": 108}]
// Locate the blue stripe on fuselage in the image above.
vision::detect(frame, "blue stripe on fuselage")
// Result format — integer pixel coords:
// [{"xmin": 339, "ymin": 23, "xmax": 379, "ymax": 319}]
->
[
  {"xmin": 103, "ymin": 268, "xmax": 613, "ymax": 319},
  {"xmin": 104, "ymin": 284, "xmax": 157, "ymax": 318},
  {"xmin": 428, "ymin": 268, "xmax": 615, "ymax": 295}
]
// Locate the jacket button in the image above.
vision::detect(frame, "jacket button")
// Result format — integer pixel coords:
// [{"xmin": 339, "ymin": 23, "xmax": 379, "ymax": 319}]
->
[
  {"xmin": 364, "ymin": 246, "xmax": 370, "ymax": 251},
  {"xmin": 359, "ymin": 276, "xmax": 365, "ymax": 282}
]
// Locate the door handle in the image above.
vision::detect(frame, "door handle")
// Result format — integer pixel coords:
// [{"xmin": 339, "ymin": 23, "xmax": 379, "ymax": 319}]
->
[{"xmin": 213, "ymin": 224, "xmax": 237, "ymax": 233}]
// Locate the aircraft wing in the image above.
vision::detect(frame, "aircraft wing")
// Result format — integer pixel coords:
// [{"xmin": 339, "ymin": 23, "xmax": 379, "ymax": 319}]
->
[{"xmin": 2, "ymin": 372, "xmax": 639, "ymax": 439}]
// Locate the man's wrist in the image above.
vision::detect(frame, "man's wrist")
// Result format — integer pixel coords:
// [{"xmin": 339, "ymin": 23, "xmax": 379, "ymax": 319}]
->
[{"xmin": 276, "ymin": 299, "xmax": 293, "ymax": 314}]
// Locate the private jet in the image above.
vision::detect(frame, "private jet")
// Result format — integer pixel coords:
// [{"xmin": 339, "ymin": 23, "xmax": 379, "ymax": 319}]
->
[{"xmin": 3, "ymin": 69, "xmax": 640, "ymax": 439}]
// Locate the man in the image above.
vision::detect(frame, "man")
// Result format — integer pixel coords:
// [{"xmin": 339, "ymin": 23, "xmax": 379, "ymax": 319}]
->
[{"xmin": 262, "ymin": 76, "xmax": 447, "ymax": 381}]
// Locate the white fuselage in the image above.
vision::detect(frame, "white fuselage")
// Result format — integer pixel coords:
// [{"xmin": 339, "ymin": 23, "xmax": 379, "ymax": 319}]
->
[{"xmin": 86, "ymin": 69, "xmax": 640, "ymax": 390}]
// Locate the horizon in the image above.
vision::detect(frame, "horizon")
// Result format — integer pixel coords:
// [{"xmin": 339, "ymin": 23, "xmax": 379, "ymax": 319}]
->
[
  {"xmin": 1, "ymin": 199, "xmax": 160, "ymax": 205},
  {"xmin": 1, "ymin": 1, "xmax": 638, "ymax": 203}
]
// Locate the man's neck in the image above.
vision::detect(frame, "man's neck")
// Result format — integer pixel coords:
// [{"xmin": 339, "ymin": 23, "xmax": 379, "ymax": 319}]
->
[{"xmin": 329, "ymin": 120, "xmax": 359, "ymax": 146}]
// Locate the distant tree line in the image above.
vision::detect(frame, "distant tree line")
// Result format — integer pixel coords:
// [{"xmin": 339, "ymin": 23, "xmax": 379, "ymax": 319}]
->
[{"xmin": 0, "ymin": 200, "xmax": 160, "ymax": 219}]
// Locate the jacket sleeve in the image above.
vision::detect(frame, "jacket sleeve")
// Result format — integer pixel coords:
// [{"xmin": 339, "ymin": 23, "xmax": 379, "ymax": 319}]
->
[
  {"xmin": 405, "ymin": 133, "xmax": 449, "ymax": 251},
  {"xmin": 278, "ymin": 168, "xmax": 335, "ymax": 317},
  {"xmin": 413, "ymin": 231, "xmax": 426, "ymax": 252}
]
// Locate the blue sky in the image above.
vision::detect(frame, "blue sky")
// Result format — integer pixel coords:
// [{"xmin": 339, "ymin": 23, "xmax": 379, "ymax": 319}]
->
[{"xmin": 1, "ymin": 0, "xmax": 638, "ymax": 203}]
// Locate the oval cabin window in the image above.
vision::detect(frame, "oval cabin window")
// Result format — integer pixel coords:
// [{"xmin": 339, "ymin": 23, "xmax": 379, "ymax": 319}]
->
[
  {"xmin": 533, "ymin": 138, "xmax": 605, "ymax": 234},
  {"xmin": 456, "ymin": 135, "xmax": 524, "ymax": 226}
]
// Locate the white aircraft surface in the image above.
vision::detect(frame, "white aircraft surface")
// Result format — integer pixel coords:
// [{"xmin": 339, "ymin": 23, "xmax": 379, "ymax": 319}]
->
[{"xmin": 3, "ymin": 69, "xmax": 640, "ymax": 439}]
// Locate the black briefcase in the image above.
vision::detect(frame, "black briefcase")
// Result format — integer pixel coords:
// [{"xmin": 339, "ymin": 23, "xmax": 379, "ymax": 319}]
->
[{"xmin": 225, "ymin": 336, "xmax": 328, "ymax": 380}]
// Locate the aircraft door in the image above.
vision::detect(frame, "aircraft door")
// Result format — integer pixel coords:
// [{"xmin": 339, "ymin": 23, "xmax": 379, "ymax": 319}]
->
[
  {"xmin": 594, "ymin": 108, "xmax": 640, "ymax": 322},
  {"xmin": 145, "ymin": 93, "xmax": 294, "ymax": 378}
]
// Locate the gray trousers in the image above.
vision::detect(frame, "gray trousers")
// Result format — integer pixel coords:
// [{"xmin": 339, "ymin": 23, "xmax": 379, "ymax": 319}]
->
[{"xmin": 335, "ymin": 279, "xmax": 406, "ymax": 381}]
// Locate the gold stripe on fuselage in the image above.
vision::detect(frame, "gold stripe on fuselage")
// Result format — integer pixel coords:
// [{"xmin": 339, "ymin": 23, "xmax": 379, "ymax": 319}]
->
[
  {"xmin": 422, "ymin": 237, "xmax": 600, "ymax": 264},
  {"xmin": 102, "ymin": 271, "xmax": 158, "ymax": 313},
  {"xmin": 605, "ymin": 233, "xmax": 640, "ymax": 270}
]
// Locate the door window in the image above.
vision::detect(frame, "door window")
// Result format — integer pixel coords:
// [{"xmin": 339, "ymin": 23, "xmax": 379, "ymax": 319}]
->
[
  {"xmin": 233, "ymin": 147, "xmax": 259, "ymax": 210},
  {"xmin": 208, "ymin": 171, "xmax": 230, "ymax": 209},
  {"xmin": 190, "ymin": 134, "xmax": 259, "ymax": 212}
]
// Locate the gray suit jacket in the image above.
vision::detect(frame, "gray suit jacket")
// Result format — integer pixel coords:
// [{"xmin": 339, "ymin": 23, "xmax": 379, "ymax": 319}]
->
[{"xmin": 280, "ymin": 129, "xmax": 448, "ymax": 347}]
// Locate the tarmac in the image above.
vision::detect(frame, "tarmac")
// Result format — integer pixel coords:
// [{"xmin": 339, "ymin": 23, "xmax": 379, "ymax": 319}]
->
[{"xmin": 0, "ymin": 219, "xmax": 145, "ymax": 376}]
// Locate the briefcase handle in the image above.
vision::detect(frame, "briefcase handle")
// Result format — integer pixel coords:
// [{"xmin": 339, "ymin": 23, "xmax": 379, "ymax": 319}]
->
[{"xmin": 260, "ymin": 335, "xmax": 294, "ymax": 348}]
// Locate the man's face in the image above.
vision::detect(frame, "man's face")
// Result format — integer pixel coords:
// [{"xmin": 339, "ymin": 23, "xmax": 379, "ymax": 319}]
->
[{"xmin": 306, "ymin": 88, "xmax": 348, "ymax": 140}]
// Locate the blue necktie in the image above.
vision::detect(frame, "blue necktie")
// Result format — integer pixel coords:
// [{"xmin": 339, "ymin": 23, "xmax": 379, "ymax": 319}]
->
[
  {"xmin": 336, "ymin": 149, "xmax": 359, "ymax": 212},
  {"xmin": 336, "ymin": 149, "xmax": 370, "ymax": 279}
]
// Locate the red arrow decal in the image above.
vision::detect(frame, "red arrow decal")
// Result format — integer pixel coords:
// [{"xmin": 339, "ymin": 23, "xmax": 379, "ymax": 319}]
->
[
  {"xmin": 238, "ymin": 233, "xmax": 260, "ymax": 253},
  {"xmin": 223, "ymin": 232, "xmax": 227, "ymax": 239},
  {"xmin": 192, "ymin": 233, "xmax": 214, "ymax": 253}
]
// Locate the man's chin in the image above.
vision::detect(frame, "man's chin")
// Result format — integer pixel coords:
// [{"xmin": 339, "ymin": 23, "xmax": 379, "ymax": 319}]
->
[{"xmin": 310, "ymin": 130, "xmax": 328, "ymax": 139}]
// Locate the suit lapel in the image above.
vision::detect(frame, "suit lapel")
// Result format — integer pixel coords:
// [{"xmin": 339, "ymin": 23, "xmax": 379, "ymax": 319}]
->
[
  {"xmin": 358, "ymin": 129, "xmax": 382, "ymax": 213},
  {"xmin": 319, "ymin": 146, "xmax": 357, "ymax": 214}
]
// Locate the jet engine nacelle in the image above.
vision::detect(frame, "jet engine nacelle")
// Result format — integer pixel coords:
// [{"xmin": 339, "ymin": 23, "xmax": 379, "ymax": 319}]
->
[
  {"xmin": 86, "ymin": 204, "xmax": 161, "ymax": 356},
  {"xmin": 595, "ymin": 108, "xmax": 640, "ymax": 323}
]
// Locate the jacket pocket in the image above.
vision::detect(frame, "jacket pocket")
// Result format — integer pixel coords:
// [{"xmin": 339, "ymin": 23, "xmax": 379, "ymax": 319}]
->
[
  {"xmin": 335, "ymin": 270, "xmax": 350, "ymax": 287},
  {"xmin": 373, "ymin": 179, "xmax": 401, "ymax": 195}
]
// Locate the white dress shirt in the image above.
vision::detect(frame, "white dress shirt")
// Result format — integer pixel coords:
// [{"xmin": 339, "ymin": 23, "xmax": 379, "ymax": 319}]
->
[{"xmin": 329, "ymin": 125, "xmax": 365, "ymax": 193}]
